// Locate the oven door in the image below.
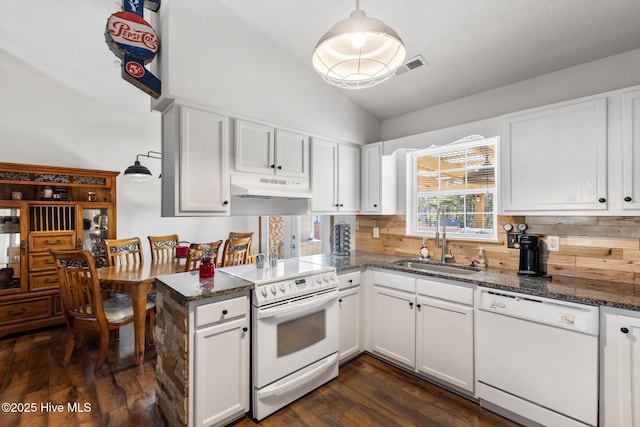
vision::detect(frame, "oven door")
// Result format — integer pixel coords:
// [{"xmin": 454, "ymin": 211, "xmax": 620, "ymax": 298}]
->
[{"xmin": 253, "ymin": 288, "xmax": 339, "ymax": 388}]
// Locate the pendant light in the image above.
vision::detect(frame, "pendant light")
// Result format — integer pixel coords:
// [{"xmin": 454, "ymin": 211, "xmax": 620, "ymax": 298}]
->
[
  {"xmin": 312, "ymin": 0, "xmax": 406, "ymax": 89},
  {"xmin": 124, "ymin": 151, "xmax": 162, "ymax": 181}
]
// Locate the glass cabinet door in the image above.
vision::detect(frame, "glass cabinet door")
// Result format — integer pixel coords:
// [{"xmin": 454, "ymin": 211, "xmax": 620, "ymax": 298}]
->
[
  {"xmin": 80, "ymin": 207, "xmax": 111, "ymax": 268},
  {"xmin": 0, "ymin": 207, "xmax": 23, "ymax": 293}
]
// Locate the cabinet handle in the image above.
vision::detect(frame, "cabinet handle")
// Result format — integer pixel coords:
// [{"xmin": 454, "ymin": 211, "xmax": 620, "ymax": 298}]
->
[
  {"xmin": 44, "ymin": 239, "xmax": 62, "ymax": 245},
  {"xmin": 270, "ymin": 164, "xmax": 275, "ymax": 168},
  {"xmin": 222, "ymin": 200, "xmax": 229, "ymax": 206},
  {"xmin": 21, "ymin": 240, "xmax": 26, "ymax": 255},
  {"xmin": 77, "ymin": 238, "xmax": 82, "ymax": 249},
  {"xmin": 624, "ymin": 197, "xmax": 632, "ymax": 202},
  {"xmin": 598, "ymin": 198, "xmax": 606, "ymax": 203},
  {"xmin": 277, "ymin": 165, "xmax": 282, "ymax": 170},
  {"xmin": 222, "ymin": 309, "xmax": 228, "ymax": 315},
  {"xmin": 348, "ymin": 279, "xmax": 353, "ymax": 283},
  {"xmin": 409, "ymin": 302, "xmax": 414, "ymax": 308},
  {"xmin": 339, "ymin": 298, "xmax": 343, "ymax": 303},
  {"xmin": 8, "ymin": 308, "xmax": 26, "ymax": 316},
  {"xmin": 44, "ymin": 259, "xmax": 54, "ymax": 264},
  {"xmin": 417, "ymin": 304, "xmax": 422, "ymax": 309},
  {"xmin": 44, "ymin": 278, "xmax": 57, "ymax": 284},
  {"xmin": 621, "ymin": 327, "xmax": 629, "ymax": 334},
  {"xmin": 334, "ymin": 204, "xmax": 339, "ymax": 207},
  {"xmin": 373, "ymin": 204, "xmax": 378, "ymax": 208},
  {"xmin": 242, "ymin": 327, "xmax": 248, "ymax": 332},
  {"xmin": 339, "ymin": 204, "xmax": 344, "ymax": 207}
]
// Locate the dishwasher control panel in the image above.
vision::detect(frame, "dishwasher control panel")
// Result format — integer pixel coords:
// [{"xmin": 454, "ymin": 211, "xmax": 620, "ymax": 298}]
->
[{"xmin": 478, "ymin": 288, "xmax": 599, "ymax": 335}]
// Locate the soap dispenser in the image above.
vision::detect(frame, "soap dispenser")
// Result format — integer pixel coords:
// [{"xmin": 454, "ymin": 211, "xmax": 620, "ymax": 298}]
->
[{"xmin": 419, "ymin": 238, "xmax": 429, "ymax": 260}]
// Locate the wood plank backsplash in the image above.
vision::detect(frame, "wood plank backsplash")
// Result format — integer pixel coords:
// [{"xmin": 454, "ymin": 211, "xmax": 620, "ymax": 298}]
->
[{"xmin": 356, "ymin": 215, "xmax": 640, "ymax": 286}]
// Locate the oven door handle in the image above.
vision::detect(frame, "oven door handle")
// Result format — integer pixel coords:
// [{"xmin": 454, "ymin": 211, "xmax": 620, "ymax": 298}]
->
[
  {"xmin": 257, "ymin": 289, "xmax": 338, "ymax": 320},
  {"xmin": 257, "ymin": 352, "xmax": 338, "ymax": 399}
]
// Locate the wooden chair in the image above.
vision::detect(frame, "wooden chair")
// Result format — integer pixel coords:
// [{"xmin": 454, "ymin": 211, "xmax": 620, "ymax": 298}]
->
[
  {"xmin": 227, "ymin": 231, "xmax": 254, "ymax": 255},
  {"xmin": 103, "ymin": 237, "xmax": 144, "ymax": 266},
  {"xmin": 148, "ymin": 234, "xmax": 180, "ymax": 263},
  {"xmin": 50, "ymin": 249, "xmax": 156, "ymax": 371},
  {"xmin": 220, "ymin": 237, "xmax": 252, "ymax": 267},
  {"xmin": 185, "ymin": 241, "xmax": 223, "ymax": 271}
]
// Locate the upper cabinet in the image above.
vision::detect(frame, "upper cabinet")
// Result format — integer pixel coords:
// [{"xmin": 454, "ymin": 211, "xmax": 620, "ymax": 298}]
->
[
  {"xmin": 360, "ymin": 142, "xmax": 405, "ymax": 215},
  {"xmin": 622, "ymin": 89, "xmax": 640, "ymax": 210},
  {"xmin": 162, "ymin": 104, "xmax": 230, "ymax": 217},
  {"xmin": 234, "ymin": 119, "xmax": 309, "ymax": 179},
  {"xmin": 501, "ymin": 97, "xmax": 608, "ymax": 214},
  {"xmin": 310, "ymin": 138, "xmax": 360, "ymax": 213}
]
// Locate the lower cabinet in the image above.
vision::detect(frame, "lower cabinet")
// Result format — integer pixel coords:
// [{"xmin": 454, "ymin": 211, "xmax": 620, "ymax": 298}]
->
[
  {"xmin": 193, "ymin": 294, "xmax": 249, "ymax": 427},
  {"xmin": 371, "ymin": 271, "xmax": 416, "ymax": 369},
  {"xmin": 338, "ymin": 271, "xmax": 362, "ymax": 362},
  {"xmin": 601, "ymin": 306, "xmax": 640, "ymax": 427},
  {"xmin": 415, "ymin": 278, "xmax": 474, "ymax": 393}
]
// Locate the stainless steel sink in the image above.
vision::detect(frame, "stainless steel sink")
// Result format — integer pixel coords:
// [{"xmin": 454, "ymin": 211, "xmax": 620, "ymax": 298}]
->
[{"xmin": 391, "ymin": 260, "xmax": 480, "ymax": 275}]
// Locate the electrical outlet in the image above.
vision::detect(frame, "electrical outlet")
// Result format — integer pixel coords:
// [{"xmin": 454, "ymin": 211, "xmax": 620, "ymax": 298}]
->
[
  {"xmin": 372, "ymin": 227, "xmax": 380, "ymax": 238},
  {"xmin": 547, "ymin": 235, "xmax": 560, "ymax": 252}
]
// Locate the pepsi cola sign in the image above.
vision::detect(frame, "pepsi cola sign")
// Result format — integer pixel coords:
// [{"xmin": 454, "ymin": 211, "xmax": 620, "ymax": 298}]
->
[{"xmin": 105, "ymin": 0, "xmax": 161, "ymax": 98}]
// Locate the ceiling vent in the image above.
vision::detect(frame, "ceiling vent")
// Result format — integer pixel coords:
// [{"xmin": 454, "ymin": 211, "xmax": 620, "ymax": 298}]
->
[{"xmin": 395, "ymin": 55, "xmax": 428, "ymax": 76}]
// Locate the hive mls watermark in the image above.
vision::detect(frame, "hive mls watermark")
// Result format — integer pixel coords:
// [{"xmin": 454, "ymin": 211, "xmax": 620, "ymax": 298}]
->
[{"xmin": 2, "ymin": 402, "xmax": 92, "ymax": 413}]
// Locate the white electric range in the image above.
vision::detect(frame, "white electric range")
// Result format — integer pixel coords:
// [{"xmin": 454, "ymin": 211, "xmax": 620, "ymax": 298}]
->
[{"xmin": 219, "ymin": 259, "xmax": 339, "ymax": 420}]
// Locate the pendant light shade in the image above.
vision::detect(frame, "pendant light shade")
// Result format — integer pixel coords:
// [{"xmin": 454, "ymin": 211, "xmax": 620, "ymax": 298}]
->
[
  {"xmin": 312, "ymin": 2, "xmax": 406, "ymax": 89},
  {"xmin": 124, "ymin": 151, "xmax": 162, "ymax": 181}
]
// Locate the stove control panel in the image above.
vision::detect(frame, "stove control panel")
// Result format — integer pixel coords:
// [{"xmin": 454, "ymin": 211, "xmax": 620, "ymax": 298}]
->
[{"xmin": 254, "ymin": 271, "xmax": 338, "ymax": 305}]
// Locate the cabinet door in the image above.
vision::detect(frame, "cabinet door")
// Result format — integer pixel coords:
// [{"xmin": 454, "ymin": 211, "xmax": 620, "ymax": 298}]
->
[
  {"xmin": 310, "ymin": 138, "xmax": 338, "ymax": 212},
  {"xmin": 162, "ymin": 105, "xmax": 230, "ymax": 216},
  {"xmin": 622, "ymin": 89, "xmax": 640, "ymax": 210},
  {"xmin": 0, "ymin": 206, "xmax": 26, "ymax": 295},
  {"xmin": 372, "ymin": 285, "xmax": 415, "ymax": 368},
  {"xmin": 501, "ymin": 98, "xmax": 608, "ymax": 212},
  {"xmin": 275, "ymin": 129, "xmax": 309, "ymax": 178},
  {"xmin": 361, "ymin": 143, "xmax": 381, "ymax": 213},
  {"xmin": 234, "ymin": 119, "xmax": 274, "ymax": 175},
  {"xmin": 338, "ymin": 287, "xmax": 361, "ymax": 362},
  {"xmin": 416, "ymin": 295, "xmax": 474, "ymax": 392},
  {"xmin": 613, "ymin": 315, "xmax": 640, "ymax": 427},
  {"xmin": 194, "ymin": 317, "xmax": 249, "ymax": 427},
  {"xmin": 337, "ymin": 144, "xmax": 360, "ymax": 212}
]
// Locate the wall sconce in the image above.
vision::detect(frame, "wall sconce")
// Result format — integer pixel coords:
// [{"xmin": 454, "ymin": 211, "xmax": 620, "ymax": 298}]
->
[{"xmin": 124, "ymin": 151, "xmax": 162, "ymax": 181}]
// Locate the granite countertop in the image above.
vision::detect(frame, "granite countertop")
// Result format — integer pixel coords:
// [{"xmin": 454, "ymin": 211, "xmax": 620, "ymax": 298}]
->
[
  {"xmin": 155, "ymin": 270, "xmax": 254, "ymax": 303},
  {"xmin": 297, "ymin": 251, "xmax": 640, "ymax": 313},
  {"xmin": 154, "ymin": 251, "xmax": 640, "ymax": 312}
]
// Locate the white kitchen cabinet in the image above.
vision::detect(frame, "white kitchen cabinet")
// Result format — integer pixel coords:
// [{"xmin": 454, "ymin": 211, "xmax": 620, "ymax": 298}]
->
[
  {"xmin": 338, "ymin": 271, "xmax": 362, "ymax": 362},
  {"xmin": 161, "ymin": 104, "xmax": 230, "ymax": 216},
  {"xmin": 371, "ymin": 271, "xmax": 416, "ymax": 368},
  {"xmin": 601, "ymin": 307, "xmax": 640, "ymax": 427},
  {"xmin": 622, "ymin": 89, "xmax": 640, "ymax": 211},
  {"xmin": 193, "ymin": 295, "xmax": 250, "ymax": 427},
  {"xmin": 415, "ymin": 278, "xmax": 474, "ymax": 393},
  {"xmin": 234, "ymin": 119, "xmax": 308, "ymax": 179},
  {"xmin": 501, "ymin": 97, "xmax": 608, "ymax": 213},
  {"xmin": 360, "ymin": 142, "xmax": 401, "ymax": 214},
  {"xmin": 310, "ymin": 138, "xmax": 360, "ymax": 213}
]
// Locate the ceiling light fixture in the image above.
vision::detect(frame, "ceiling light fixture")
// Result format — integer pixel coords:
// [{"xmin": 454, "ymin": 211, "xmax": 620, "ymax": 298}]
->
[
  {"xmin": 124, "ymin": 151, "xmax": 162, "ymax": 181},
  {"xmin": 312, "ymin": 0, "xmax": 406, "ymax": 89}
]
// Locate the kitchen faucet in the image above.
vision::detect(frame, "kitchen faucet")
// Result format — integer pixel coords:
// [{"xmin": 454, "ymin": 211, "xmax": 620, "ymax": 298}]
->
[{"xmin": 435, "ymin": 207, "xmax": 454, "ymax": 263}]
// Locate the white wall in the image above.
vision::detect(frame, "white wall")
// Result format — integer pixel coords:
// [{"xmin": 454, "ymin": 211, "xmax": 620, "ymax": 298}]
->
[
  {"xmin": 152, "ymin": 0, "xmax": 380, "ymax": 145},
  {"xmin": 0, "ymin": 50, "xmax": 255, "ymax": 261},
  {"xmin": 382, "ymin": 48, "xmax": 640, "ymax": 142}
]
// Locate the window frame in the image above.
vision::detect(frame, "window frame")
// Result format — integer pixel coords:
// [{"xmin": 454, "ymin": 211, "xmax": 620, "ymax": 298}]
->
[{"xmin": 407, "ymin": 136, "xmax": 499, "ymax": 242}]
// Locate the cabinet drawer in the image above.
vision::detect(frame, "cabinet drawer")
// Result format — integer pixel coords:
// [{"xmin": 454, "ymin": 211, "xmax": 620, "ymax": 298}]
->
[
  {"xmin": 416, "ymin": 278, "xmax": 474, "ymax": 306},
  {"xmin": 195, "ymin": 295, "xmax": 247, "ymax": 328},
  {"xmin": 338, "ymin": 271, "xmax": 361, "ymax": 289},
  {"xmin": 29, "ymin": 252, "xmax": 57, "ymax": 271},
  {"xmin": 0, "ymin": 297, "xmax": 51, "ymax": 325},
  {"xmin": 29, "ymin": 231, "xmax": 76, "ymax": 252},
  {"xmin": 29, "ymin": 271, "xmax": 59, "ymax": 291},
  {"xmin": 373, "ymin": 270, "xmax": 416, "ymax": 293}
]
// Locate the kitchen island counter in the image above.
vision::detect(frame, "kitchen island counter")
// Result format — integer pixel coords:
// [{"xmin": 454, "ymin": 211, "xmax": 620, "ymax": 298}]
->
[{"xmin": 298, "ymin": 251, "xmax": 640, "ymax": 312}]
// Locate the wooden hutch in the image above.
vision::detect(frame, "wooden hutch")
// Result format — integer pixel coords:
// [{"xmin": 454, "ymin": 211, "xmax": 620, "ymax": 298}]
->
[{"xmin": 0, "ymin": 162, "xmax": 118, "ymax": 337}]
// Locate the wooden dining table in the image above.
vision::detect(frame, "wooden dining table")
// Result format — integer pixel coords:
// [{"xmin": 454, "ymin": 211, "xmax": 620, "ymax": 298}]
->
[{"xmin": 97, "ymin": 261, "xmax": 185, "ymax": 365}]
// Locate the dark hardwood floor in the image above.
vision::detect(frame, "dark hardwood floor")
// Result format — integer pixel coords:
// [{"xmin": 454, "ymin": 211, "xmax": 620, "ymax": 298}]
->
[{"xmin": 0, "ymin": 324, "xmax": 519, "ymax": 427}]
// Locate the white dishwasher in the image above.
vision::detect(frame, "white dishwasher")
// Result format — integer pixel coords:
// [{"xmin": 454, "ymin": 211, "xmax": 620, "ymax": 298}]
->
[{"xmin": 476, "ymin": 287, "xmax": 599, "ymax": 427}]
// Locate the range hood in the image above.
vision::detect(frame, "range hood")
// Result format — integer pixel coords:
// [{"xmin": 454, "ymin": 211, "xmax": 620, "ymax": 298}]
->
[{"xmin": 230, "ymin": 174, "xmax": 312, "ymax": 199}]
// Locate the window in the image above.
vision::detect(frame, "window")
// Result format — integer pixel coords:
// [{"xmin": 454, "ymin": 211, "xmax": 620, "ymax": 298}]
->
[{"xmin": 408, "ymin": 136, "xmax": 498, "ymax": 241}]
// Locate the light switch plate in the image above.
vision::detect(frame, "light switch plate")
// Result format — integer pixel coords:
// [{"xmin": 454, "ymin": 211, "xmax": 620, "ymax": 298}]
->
[
  {"xmin": 372, "ymin": 227, "xmax": 380, "ymax": 238},
  {"xmin": 547, "ymin": 235, "xmax": 560, "ymax": 251}
]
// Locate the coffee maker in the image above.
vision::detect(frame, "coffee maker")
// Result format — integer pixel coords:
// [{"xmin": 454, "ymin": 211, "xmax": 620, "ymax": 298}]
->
[{"xmin": 517, "ymin": 234, "xmax": 542, "ymax": 276}]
